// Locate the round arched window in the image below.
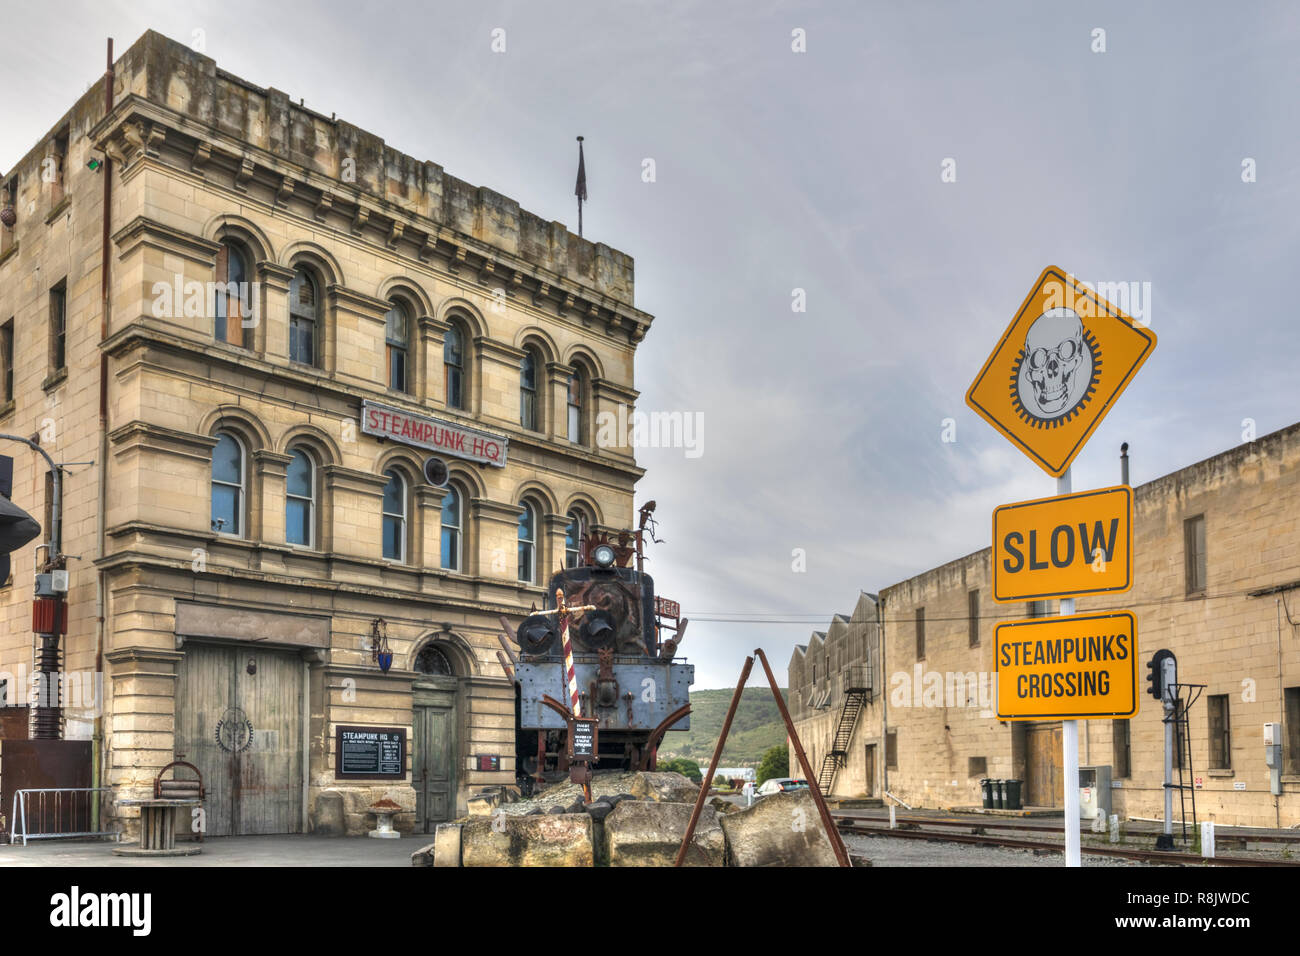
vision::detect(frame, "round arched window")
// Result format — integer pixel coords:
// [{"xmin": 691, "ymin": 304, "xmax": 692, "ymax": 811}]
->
[{"xmin": 415, "ymin": 644, "xmax": 454, "ymax": 676}]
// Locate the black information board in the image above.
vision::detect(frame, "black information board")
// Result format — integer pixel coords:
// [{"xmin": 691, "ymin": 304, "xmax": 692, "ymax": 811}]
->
[
  {"xmin": 335, "ymin": 725, "xmax": 406, "ymax": 779},
  {"xmin": 570, "ymin": 719, "xmax": 596, "ymax": 761}
]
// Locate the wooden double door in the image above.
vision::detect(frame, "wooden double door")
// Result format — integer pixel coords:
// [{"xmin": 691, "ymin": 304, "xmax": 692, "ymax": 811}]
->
[
  {"xmin": 412, "ymin": 680, "xmax": 458, "ymax": 832},
  {"xmin": 175, "ymin": 642, "xmax": 305, "ymax": 836}
]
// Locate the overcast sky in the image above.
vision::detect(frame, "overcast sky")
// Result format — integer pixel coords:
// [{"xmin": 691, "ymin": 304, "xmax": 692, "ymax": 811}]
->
[{"xmin": 5, "ymin": 2, "xmax": 1298, "ymax": 687}]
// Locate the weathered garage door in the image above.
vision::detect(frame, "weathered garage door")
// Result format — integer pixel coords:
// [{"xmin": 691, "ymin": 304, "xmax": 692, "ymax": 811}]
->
[
  {"xmin": 1024, "ymin": 722, "xmax": 1063, "ymax": 808},
  {"xmin": 175, "ymin": 643, "xmax": 304, "ymax": 836}
]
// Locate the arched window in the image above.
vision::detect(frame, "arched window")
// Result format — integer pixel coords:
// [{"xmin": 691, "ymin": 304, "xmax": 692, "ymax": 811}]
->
[
  {"xmin": 210, "ymin": 431, "xmax": 245, "ymax": 536},
  {"xmin": 517, "ymin": 499, "xmax": 538, "ymax": 584},
  {"xmin": 385, "ymin": 299, "xmax": 409, "ymax": 393},
  {"xmin": 382, "ymin": 468, "xmax": 407, "ymax": 562},
  {"xmin": 565, "ymin": 510, "xmax": 587, "ymax": 569},
  {"xmin": 414, "ymin": 644, "xmax": 454, "ymax": 676},
  {"xmin": 520, "ymin": 349, "xmax": 539, "ymax": 431},
  {"xmin": 567, "ymin": 367, "xmax": 585, "ymax": 444},
  {"xmin": 285, "ymin": 447, "xmax": 315, "ymax": 547},
  {"xmin": 214, "ymin": 240, "xmax": 249, "ymax": 347},
  {"xmin": 288, "ymin": 267, "xmax": 319, "ymax": 366},
  {"xmin": 444, "ymin": 324, "xmax": 465, "ymax": 410},
  {"xmin": 440, "ymin": 483, "xmax": 462, "ymax": 571}
]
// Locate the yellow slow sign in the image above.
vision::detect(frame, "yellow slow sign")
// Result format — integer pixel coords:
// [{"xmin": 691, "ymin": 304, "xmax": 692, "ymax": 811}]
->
[
  {"xmin": 992, "ymin": 485, "xmax": 1133, "ymax": 603},
  {"xmin": 995, "ymin": 611, "xmax": 1138, "ymax": 721}
]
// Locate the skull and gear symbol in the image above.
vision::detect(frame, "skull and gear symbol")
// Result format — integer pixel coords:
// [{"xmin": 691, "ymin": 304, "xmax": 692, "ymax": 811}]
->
[{"xmin": 1012, "ymin": 308, "xmax": 1100, "ymax": 426}]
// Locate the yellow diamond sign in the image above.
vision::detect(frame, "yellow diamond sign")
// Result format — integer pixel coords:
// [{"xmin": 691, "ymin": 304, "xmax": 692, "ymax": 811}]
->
[{"xmin": 966, "ymin": 266, "xmax": 1158, "ymax": 477}]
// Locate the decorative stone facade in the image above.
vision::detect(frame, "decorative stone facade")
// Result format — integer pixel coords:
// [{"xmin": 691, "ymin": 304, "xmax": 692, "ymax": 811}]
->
[{"xmin": 0, "ymin": 30, "xmax": 653, "ymax": 836}]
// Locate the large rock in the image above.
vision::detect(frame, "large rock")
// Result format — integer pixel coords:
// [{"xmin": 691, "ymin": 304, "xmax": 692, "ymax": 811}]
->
[
  {"xmin": 460, "ymin": 813, "xmax": 593, "ymax": 867},
  {"xmin": 720, "ymin": 791, "xmax": 841, "ymax": 867},
  {"xmin": 432, "ymin": 822, "xmax": 463, "ymax": 867},
  {"xmin": 602, "ymin": 800, "xmax": 724, "ymax": 867},
  {"xmin": 629, "ymin": 772, "xmax": 701, "ymax": 804}
]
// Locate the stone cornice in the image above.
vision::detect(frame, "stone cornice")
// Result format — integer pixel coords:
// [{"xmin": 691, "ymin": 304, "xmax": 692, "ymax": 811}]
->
[
  {"xmin": 108, "ymin": 420, "xmax": 218, "ymax": 461},
  {"xmin": 101, "ymin": 326, "xmax": 645, "ymax": 484},
  {"xmin": 112, "ymin": 214, "xmax": 221, "ymax": 266},
  {"xmin": 475, "ymin": 336, "xmax": 526, "ymax": 364},
  {"xmin": 327, "ymin": 284, "xmax": 390, "ymax": 318},
  {"xmin": 322, "ymin": 463, "xmax": 392, "ymax": 494},
  {"xmin": 593, "ymin": 379, "xmax": 641, "ymax": 405},
  {"xmin": 94, "ymin": 549, "xmax": 544, "ymax": 620},
  {"xmin": 91, "ymin": 95, "xmax": 654, "ymax": 345},
  {"xmin": 470, "ymin": 498, "xmax": 524, "ymax": 524}
]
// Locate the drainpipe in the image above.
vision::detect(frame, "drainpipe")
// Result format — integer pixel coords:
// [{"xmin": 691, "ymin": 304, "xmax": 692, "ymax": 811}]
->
[{"xmin": 92, "ymin": 36, "xmax": 114, "ymax": 834}]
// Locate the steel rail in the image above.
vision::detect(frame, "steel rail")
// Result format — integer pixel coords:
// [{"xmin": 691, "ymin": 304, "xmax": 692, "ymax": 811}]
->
[
  {"xmin": 837, "ymin": 820, "xmax": 1299, "ymax": 867},
  {"xmin": 832, "ymin": 810, "xmax": 1300, "ymax": 844}
]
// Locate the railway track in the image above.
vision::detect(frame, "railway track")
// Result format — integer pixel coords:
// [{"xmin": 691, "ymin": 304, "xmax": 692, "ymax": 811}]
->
[
  {"xmin": 836, "ymin": 818, "xmax": 1300, "ymax": 867},
  {"xmin": 833, "ymin": 810, "xmax": 1300, "ymax": 845}
]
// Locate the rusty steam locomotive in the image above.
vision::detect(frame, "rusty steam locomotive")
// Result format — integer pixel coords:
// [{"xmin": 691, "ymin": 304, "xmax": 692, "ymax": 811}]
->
[{"xmin": 499, "ymin": 503, "xmax": 692, "ymax": 794}]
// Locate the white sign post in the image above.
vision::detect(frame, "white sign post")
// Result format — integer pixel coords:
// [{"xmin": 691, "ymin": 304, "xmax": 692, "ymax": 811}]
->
[{"xmin": 1058, "ymin": 467, "xmax": 1081, "ymax": 868}]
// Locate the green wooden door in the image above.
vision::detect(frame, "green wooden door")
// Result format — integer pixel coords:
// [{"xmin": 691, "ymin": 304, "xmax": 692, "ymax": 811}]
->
[
  {"xmin": 413, "ymin": 684, "xmax": 456, "ymax": 832},
  {"xmin": 175, "ymin": 643, "xmax": 304, "ymax": 836}
]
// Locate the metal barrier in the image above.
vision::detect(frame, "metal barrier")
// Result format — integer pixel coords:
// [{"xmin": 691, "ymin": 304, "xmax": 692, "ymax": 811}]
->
[{"xmin": 9, "ymin": 787, "xmax": 117, "ymax": 845}]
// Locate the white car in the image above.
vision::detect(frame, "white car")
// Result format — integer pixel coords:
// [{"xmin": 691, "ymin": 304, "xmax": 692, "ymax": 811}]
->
[{"xmin": 756, "ymin": 777, "xmax": 809, "ymax": 797}]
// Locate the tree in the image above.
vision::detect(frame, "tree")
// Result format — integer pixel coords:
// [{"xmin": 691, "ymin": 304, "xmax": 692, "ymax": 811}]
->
[
  {"xmin": 657, "ymin": 756, "xmax": 702, "ymax": 783},
  {"xmin": 756, "ymin": 745, "xmax": 789, "ymax": 785}
]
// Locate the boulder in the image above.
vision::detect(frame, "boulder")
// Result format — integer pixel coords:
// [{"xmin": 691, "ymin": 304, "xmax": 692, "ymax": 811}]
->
[
  {"xmin": 709, "ymin": 796, "xmax": 740, "ymax": 815},
  {"xmin": 461, "ymin": 813, "xmax": 593, "ymax": 867},
  {"xmin": 432, "ymin": 822, "xmax": 463, "ymax": 867},
  {"xmin": 312, "ymin": 790, "xmax": 346, "ymax": 836},
  {"xmin": 719, "ymin": 791, "xmax": 840, "ymax": 867},
  {"xmin": 410, "ymin": 842, "xmax": 437, "ymax": 867},
  {"xmin": 629, "ymin": 772, "xmax": 701, "ymax": 804},
  {"xmin": 602, "ymin": 800, "xmax": 724, "ymax": 867}
]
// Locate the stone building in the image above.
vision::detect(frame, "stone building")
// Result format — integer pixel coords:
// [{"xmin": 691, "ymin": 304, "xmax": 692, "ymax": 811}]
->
[
  {"xmin": 791, "ymin": 423, "xmax": 1300, "ymax": 828},
  {"xmin": 0, "ymin": 30, "xmax": 654, "ymax": 836}
]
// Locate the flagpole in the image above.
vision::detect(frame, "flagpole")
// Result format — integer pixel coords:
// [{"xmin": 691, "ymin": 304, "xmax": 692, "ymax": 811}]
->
[{"xmin": 575, "ymin": 136, "xmax": 586, "ymax": 237}]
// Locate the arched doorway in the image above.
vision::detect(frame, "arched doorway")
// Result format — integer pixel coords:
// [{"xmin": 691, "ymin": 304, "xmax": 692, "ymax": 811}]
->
[{"xmin": 411, "ymin": 638, "xmax": 462, "ymax": 832}]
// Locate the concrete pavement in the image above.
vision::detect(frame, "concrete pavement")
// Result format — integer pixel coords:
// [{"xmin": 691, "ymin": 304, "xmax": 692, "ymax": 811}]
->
[{"xmin": 0, "ymin": 833, "xmax": 419, "ymax": 867}]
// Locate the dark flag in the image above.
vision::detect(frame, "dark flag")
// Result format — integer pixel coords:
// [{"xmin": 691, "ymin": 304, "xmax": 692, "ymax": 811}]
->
[{"xmin": 575, "ymin": 136, "xmax": 587, "ymax": 236}]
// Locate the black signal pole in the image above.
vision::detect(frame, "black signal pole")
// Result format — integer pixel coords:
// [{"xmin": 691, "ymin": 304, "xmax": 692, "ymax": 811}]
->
[{"xmin": 0, "ymin": 434, "xmax": 64, "ymax": 738}]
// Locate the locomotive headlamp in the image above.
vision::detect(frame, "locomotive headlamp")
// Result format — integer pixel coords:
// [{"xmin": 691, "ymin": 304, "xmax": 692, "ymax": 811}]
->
[
  {"xmin": 593, "ymin": 544, "xmax": 616, "ymax": 568},
  {"xmin": 580, "ymin": 610, "xmax": 616, "ymax": 650}
]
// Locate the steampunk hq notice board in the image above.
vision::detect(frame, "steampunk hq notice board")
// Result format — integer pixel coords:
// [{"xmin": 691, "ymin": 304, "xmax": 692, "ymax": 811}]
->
[{"xmin": 335, "ymin": 726, "xmax": 406, "ymax": 780}]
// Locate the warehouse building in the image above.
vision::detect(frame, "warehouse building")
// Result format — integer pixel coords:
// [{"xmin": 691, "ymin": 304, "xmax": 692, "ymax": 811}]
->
[
  {"xmin": 791, "ymin": 423, "xmax": 1300, "ymax": 828},
  {"xmin": 0, "ymin": 31, "xmax": 653, "ymax": 836}
]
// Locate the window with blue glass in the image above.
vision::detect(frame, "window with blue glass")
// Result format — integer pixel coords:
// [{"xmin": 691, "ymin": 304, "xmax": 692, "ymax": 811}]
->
[
  {"xmin": 517, "ymin": 499, "xmax": 538, "ymax": 584},
  {"xmin": 285, "ymin": 448, "xmax": 315, "ymax": 547},
  {"xmin": 444, "ymin": 324, "xmax": 465, "ymax": 409},
  {"xmin": 382, "ymin": 469, "xmax": 407, "ymax": 562},
  {"xmin": 441, "ymin": 483, "xmax": 462, "ymax": 571},
  {"xmin": 210, "ymin": 431, "xmax": 244, "ymax": 536},
  {"xmin": 520, "ymin": 349, "xmax": 539, "ymax": 430},
  {"xmin": 565, "ymin": 509, "xmax": 586, "ymax": 568},
  {"xmin": 289, "ymin": 267, "xmax": 318, "ymax": 366}
]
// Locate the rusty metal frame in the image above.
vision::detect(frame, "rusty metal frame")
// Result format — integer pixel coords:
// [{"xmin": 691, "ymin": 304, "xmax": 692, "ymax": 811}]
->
[{"xmin": 674, "ymin": 650, "xmax": 851, "ymax": 867}]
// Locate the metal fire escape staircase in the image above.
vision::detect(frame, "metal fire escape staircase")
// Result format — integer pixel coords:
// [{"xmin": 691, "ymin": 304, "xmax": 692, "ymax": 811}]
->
[{"xmin": 816, "ymin": 663, "xmax": 870, "ymax": 795}]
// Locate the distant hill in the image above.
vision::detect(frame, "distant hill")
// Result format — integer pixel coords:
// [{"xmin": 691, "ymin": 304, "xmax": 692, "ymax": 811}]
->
[{"xmin": 657, "ymin": 687, "xmax": 789, "ymax": 767}]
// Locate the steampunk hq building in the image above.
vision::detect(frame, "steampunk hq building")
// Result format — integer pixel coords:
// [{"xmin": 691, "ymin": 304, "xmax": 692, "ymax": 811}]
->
[{"xmin": 0, "ymin": 31, "xmax": 654, "ymax": 837}]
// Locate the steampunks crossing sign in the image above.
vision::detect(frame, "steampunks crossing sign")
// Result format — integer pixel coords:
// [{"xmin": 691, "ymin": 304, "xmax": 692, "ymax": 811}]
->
[
  {"xmin": 994, "ymin": 611, "xmax": 1139, "ymax": 720},
  {"xmin": 965, "ymin": 266, "xmax": 1157, "ymax": 478}
]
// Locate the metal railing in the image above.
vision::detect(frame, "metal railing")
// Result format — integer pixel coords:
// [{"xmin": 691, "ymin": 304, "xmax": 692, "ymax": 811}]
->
[{"xmin": 8, "ymin": 787, "xmax": 117, "ymax": 845}]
